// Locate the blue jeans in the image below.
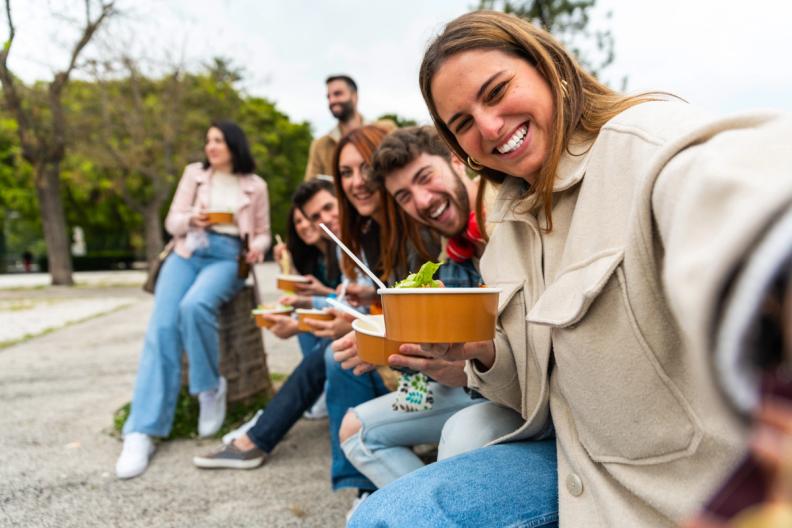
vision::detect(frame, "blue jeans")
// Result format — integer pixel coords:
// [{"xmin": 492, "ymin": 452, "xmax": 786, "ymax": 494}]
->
[
  {"xmin": 342, "ymin": 392, "xmax": 526, "ymax": 488},
  {"xmin": 349, "ymin": 441, "xmax": 559, "ymax": 528},
  {"xmin": 247, "ymin": 336, "xmax": 330, "ymax": 453},
  {"xmin": 124, "ymin": 232, "xmax": 245, "ymax": 437},
  {"xmin": 325, "ymin": 344, "xmax": 389, "ymax": 490},
  {"xmin": 297, "ymin": 332, "xmax": 323, "ymax": 357}
]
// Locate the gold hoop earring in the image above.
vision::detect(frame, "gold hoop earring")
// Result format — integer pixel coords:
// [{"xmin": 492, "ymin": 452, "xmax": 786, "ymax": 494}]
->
[
  {"xmin": 467, "ymin": 156, "xmax": 484, "ymax": 171},
  {"xmin": 560, "ymin": 79, "xmax": 569, "ymax": 99}
]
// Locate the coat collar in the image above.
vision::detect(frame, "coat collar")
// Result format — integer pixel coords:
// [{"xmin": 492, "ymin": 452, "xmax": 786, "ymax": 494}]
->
[{"xmin": 488, "ymin": 135, "xmax": 594, "ymax": 223}]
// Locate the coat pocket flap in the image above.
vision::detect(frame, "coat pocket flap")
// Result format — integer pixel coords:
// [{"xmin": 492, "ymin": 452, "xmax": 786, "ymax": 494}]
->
[
  {"xmin": 527, "ymin": 249, "xmax": 625, "ymax": 327},
  {"xmin": 497, "ymin": 281, "xmax": 524, "ymax": 314}
]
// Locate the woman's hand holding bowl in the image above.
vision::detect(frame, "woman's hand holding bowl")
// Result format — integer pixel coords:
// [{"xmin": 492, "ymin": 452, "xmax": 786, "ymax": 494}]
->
[
  {"xmin": 189, "ymin": 209, "xmax": 210, "ymax": 228},
  {"xmin": 261, "ymin": 313, "xmax": 298, "ymax": 339},
  {"xmin": 295, "ymin": 274, "xmax": 334, "ymax": 296},
  {"xmin": 331, "ymin": 330, "xmax": 376, "ymax": 375},
  {"xmin": 304, "ymin": 308, "xmax": 353, "ymax": 339},
  {"xmin": 388, "ymin": 345, "xmax": 470, "ymax": 387},
  {"xmin": 396, "ymin": 340, "xmax": 496, "ymax": 373}
]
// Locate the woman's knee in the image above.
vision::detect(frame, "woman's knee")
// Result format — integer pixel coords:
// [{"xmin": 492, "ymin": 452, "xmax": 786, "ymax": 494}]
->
[
  {"xmin": 178, "ymin": 295, "xmax": 211, "ymax": 321},
  {"xmin": 339, "ymin": 410, "xmax": 362, "ymax": 443}
]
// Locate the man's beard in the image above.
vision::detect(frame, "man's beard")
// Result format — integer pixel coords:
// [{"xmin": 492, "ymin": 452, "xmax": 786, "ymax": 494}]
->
[
  {"xmin": 421, "ymin": 170, "xmax": 470, "ymax": 238},
  {"xmin": 330, "ymin": 100, "xmax": 355, "ymax": 121}
]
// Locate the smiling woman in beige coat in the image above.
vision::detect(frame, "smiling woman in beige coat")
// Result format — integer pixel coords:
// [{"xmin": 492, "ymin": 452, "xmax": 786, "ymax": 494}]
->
[{"xmin": 348, "ymin": 10, "xmax": 792, "ymax": 528}]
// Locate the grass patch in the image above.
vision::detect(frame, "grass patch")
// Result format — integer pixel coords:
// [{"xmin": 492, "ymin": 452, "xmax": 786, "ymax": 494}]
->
[
  {"xmin": 0, "ymin": 284, "xmax": 47, "ymax": 292},
  {"xmin": 0, "ymin": 299, "xmax": 37, "ymax": 312},
  {"xmin": 0, "ymin": 327, "xmax": 58, "ymax": 349},
  {"xmin": 112, "ymin": 386, "xmax": 271, "ymax": 440}
]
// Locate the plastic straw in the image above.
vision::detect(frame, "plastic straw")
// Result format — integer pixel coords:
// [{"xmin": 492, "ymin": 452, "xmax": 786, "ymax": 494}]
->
[{"xmin": 318, "ymin": 223, "xmax": 387, "ymax": 291}]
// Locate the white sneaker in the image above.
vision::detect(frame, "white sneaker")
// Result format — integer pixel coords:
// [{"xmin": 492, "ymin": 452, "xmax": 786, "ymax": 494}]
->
[
  {"xmin": 116, "ymin": 432, "xmax": 155, "ymax": 479},
  {"xmin": 303, "ymin": 390, "xmax": 328, "ymax": 420},
  {"xmin": 222, "ymin": 409, "xmax": 263, "ymax": 445},
  {"xmin": 198, "ymin": 376, "xmax": 227, "ymax": 438},
  {"xmin": 346, "ymin": 491, "xmax": 371, "ymax": 524}
]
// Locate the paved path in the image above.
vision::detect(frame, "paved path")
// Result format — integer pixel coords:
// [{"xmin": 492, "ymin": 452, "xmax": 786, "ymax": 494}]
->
[{"xmin": 0, "ymin": 264, "xmax": 354, "ymax": 527}]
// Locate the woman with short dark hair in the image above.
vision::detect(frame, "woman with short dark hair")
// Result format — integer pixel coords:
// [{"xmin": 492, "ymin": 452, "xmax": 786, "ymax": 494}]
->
[{"xmin": 116, "ymin": 120, "xmax": 271, "ymax": 480}]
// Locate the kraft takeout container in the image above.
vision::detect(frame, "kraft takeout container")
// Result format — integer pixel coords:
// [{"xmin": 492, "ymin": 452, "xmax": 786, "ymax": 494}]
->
[
  {"xmin": 277, "ymin": 274, "xmax": 311, "ymax": 292},
  {"xmin": 296, "ymin": 308, "xmax": 334, "ymax": 333},
  {"xmin": 206, "ymin": 211, "xmax": 234, "ymax": 224},
  {"xmin": 252, "ymin": 306, "xmax": 294, "ymax": 329},
  {"xmin": 353, "ymin": 315, "xmax": 402, "ymax": 366},
  {"xmin": 378, "ymin": 287, "xmax": 500, "ymax": 343}
]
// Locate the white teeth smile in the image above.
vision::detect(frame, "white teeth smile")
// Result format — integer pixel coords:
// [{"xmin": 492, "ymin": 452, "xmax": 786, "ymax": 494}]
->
[
  {"xmin": 496, "ymin": 124, "xmax": 528, "ymax": 154},
  {"xmin": 429, "ymin": 201, "xmax": 448, "ymax": 219}
]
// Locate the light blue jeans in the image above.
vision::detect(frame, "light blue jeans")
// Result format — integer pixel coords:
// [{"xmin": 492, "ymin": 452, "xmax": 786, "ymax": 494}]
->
[
  {"xmin": 123, "ymin": 232, "xmax": 245, "ymax": 437},
  {"xmin": 342, "ymin": 386, "xmax": 525, "ymax": 488},
  {"xmin": 348, "ymin": 440, "xmax": 559, "ymax": 528},
  {"xmin": 325, "ymin": 343, "xmax": 389, "ymax": 491}
]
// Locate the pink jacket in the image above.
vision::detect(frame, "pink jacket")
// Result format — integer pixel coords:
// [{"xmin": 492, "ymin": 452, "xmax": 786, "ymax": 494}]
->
[{"xmin": 165, "ymin": 162, "xmax": 271, "ymax": 259}]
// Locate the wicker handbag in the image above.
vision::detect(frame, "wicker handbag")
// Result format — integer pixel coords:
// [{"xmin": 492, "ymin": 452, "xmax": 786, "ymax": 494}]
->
[{"xmin": 142, "ymin": 240, "xmax": 175, "ymax": 294}]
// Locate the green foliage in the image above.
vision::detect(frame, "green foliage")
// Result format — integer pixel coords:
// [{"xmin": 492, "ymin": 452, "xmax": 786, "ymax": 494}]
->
[
  {"xmin": 477, "ymin": 0, "xmax": 617, "ymax": 81},
  {"xmin": 0, "ymin": 58, "xmax": 313, "ymax": 262},
  {"xmin": 238, "ymin": 97, "xmax": 312, "ymax": 239},
  {"xmin": 377, "ymin": 113, "xmax": 418, "ymax": 128},
  {"xmin": 112, "ymin": 386, "xmax": 271, "ymax": 440},
  {"xmin": 0, "ymin": 116, "xmax": 45, "ymax": 263}
]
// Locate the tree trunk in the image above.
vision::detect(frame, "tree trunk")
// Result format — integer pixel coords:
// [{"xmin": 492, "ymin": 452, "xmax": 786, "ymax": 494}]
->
[
  {"xmin": 143, "ymin": 202, "xmax": 164, "ymax": 269},
  {"xmin": 35, "ymin": 161, "xmax": 73, "ymax": 285}
]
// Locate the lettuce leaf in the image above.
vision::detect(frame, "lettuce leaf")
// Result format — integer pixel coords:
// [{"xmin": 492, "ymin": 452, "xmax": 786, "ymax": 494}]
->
[{"xmin": 394, "ymin": 261, "xmax": 443, "ymax": 288}]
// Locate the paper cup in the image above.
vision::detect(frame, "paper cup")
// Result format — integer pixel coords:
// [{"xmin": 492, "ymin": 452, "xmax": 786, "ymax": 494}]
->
[
  {"xmin": 296, "ymin": 308, "xmax": 334, "ymax": 333},
  {"xmin": 353, "ymin": 315, "xmax": 402, "ymax": 366},
  {"xmin": 379, "ymin": 287, "xmax": 500, "ymax": 343}
]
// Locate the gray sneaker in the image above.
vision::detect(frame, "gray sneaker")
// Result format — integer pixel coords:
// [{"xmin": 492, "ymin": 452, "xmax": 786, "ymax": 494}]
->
[{"xmin": 193, "ymin": 442, "xmax": 267, "ymax": 470}]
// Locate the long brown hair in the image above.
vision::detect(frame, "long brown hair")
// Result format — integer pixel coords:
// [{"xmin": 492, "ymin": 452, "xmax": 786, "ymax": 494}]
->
[
  {"xmin": 333, "ymin": 125, "xmax": 434, "ymax": 280},
  {"xmin": 419, "ymin": 10, "xmax": 658, "ymax": 230}
]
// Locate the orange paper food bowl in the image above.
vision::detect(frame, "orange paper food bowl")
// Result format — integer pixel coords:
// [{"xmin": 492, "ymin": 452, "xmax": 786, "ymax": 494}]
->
[
  {"xmin": 206, "ymin": 211, "xmax": 234, "ymax": 224},
  {"xmin": 252, "ymin": 306, "xmax": 294, "ymax": 328},
  {"xmin": 296, "ymin": 308, "xmax": 334, "ymax": 333},
  {"xmin": 276, "ymin": 274, "xmax": 311, "ymax": 292},
  {"xmin": 352, "ymin": 315, "xmax": 401, "ymax": 366},
  {"xmin": 379, "ymin": 287, "xmax": 500, "ymax": 343}
]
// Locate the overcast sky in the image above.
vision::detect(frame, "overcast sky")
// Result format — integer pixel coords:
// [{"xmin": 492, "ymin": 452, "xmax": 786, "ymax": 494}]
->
[{"xmin": 4, "ymin": 0, "xmax": 792, "ymax": 135}]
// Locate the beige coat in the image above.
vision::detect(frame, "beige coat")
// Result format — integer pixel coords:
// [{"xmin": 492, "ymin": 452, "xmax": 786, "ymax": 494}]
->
[{"xmin": 466, "ymin": 101, "xmax": 792, "ymax": 527}]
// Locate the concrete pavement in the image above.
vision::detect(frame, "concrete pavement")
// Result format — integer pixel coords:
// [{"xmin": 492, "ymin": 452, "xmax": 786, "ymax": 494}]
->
[{"xmin": 0, "ymin": 264, "xmax": 355, "ymax": 527}]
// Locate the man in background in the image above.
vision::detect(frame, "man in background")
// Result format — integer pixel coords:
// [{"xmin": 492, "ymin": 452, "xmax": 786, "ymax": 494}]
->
[{"xmin": 304, "ymin": 74, "xmax": 364, "ymax": 180}]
